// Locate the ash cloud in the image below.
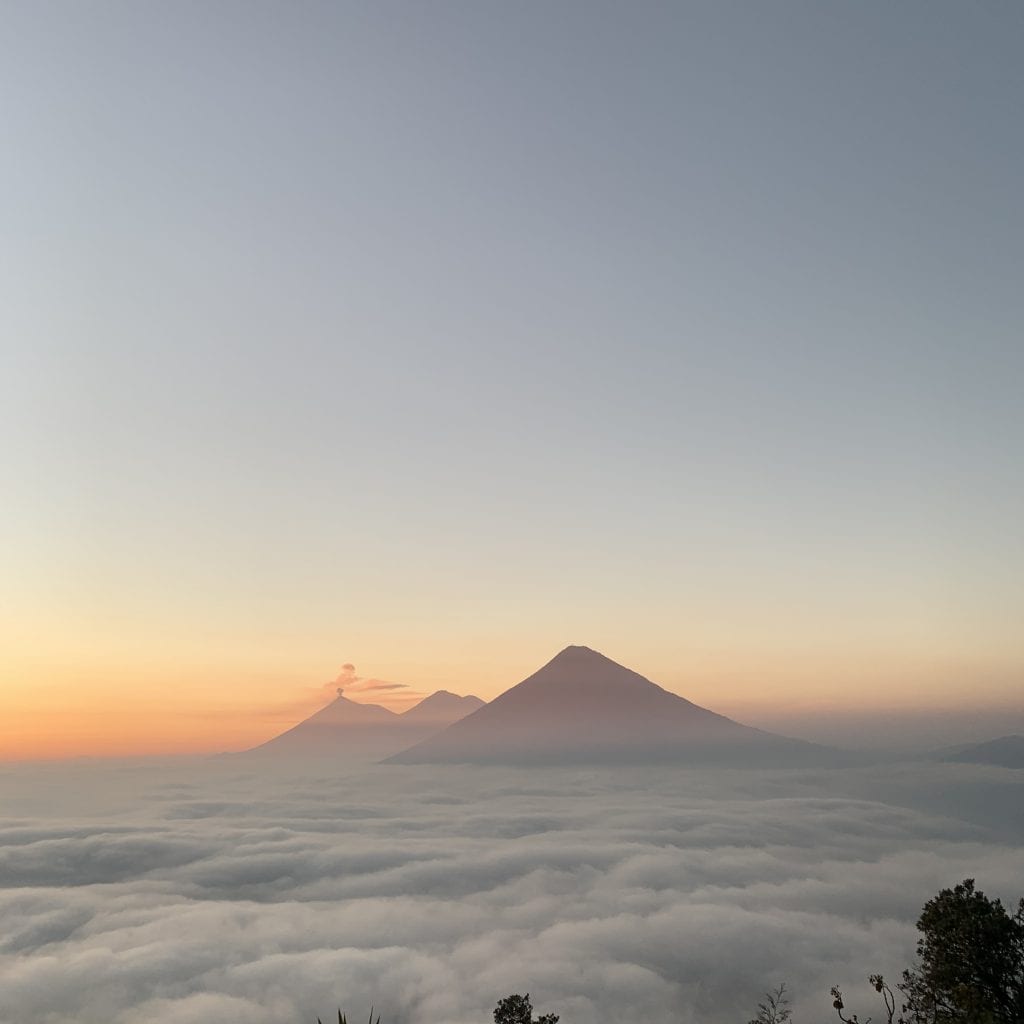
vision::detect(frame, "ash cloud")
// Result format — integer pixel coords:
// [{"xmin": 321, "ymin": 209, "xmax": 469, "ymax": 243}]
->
[
  {"xmin": 0, "ymin": 761, "xmax": 1021, "ymax": 1024},
  {"xmin": 322, "ymin": 664, "xmax": 421, "ymax": 704}
]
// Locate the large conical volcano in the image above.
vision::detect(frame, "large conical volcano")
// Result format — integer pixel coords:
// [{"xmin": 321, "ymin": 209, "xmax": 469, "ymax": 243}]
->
[{"xmin": 387, "ymin": 646, "xmax": 835, "ymax": 766}]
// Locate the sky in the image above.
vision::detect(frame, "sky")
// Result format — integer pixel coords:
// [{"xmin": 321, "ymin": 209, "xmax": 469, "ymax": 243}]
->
[{"xmin": 2, "ymin": 2, "xmax": 1022, "ymax": 759}]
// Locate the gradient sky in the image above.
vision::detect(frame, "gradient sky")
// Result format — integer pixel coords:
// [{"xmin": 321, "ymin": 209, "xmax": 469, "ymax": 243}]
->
[{"xmin": 2, "ymin": 2, "xmax": 1022, "ymax": 759}]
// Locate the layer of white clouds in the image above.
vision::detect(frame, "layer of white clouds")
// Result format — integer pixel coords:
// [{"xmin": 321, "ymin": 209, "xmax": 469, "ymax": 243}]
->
[{"xmin": 0, "ymin": 760, "xmax": 1022, "ymax": 1024}]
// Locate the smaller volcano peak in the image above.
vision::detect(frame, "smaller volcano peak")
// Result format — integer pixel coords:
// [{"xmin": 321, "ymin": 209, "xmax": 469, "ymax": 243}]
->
[
  {"xmin": 400, "ymin": 690, "xmax": 485, "ymax": 721},
  {"xmin": 413, "ymin": 689, "xmax": 467, "ymax": 706}
]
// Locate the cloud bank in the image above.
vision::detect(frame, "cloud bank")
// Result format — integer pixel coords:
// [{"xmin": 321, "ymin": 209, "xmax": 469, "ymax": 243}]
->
[{"xmin": 0, "ymin": 760, "xmax": 1022, "ymax": 1024}]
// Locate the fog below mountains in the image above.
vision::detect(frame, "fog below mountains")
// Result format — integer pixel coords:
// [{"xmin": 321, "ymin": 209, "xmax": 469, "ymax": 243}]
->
[{"xmin": 1, "ymin": 759, "xmax": 1022, "ymax": 1024}]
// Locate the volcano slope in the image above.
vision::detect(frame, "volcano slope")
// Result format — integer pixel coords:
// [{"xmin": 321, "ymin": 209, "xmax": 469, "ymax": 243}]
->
[{"xmin": 388, "ymin": 645, "xmax": 842, "ymax": 767}]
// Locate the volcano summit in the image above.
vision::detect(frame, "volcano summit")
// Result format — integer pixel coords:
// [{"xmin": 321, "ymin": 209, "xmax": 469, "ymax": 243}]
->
[{"xmin": 240, "ymin": 688, "xmax": 483, "ymax": 762}]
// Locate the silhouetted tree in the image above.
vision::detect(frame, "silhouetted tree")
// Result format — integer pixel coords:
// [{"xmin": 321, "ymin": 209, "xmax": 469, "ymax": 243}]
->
[
  {"xmin": 900, "ymin": 879, "xmax": 1024, "ymax": 1024},
  {"xmin": 493, "ymin": 992, "xmax": 559, "ymax": 1024},
  {"xmin": 829, "ymin": 880, "xmax": 1024, "ymax": 1024},
  {"xmin": 750, "ymin": 984, "xmax": 792, "ymax": 1024},
  {"xmin": 832, "ymin": 975, "xmax": 902, "ymax": 1024},
  {"xmin": 318, "ymin": 1013, "xmax": 380, "ymax": 1024}
]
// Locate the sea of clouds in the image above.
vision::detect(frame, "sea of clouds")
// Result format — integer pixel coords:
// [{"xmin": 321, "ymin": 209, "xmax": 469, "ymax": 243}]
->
[{"xmin": 1, "ymin": 758, "xmax": 1022, "ymax": 1024}]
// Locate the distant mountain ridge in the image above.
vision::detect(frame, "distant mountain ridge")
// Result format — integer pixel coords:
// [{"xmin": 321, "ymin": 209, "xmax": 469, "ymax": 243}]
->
[
  {"xmin": 238, "ymin": 688, "xmax": 483, "ymax": 761},
  {"xmin": 938, "ymin": 735, "xmax": 1024, "ymax": 769},
  {"xmin": 387, "ymin": 645, "xmax": 841, "ymax": 766}
]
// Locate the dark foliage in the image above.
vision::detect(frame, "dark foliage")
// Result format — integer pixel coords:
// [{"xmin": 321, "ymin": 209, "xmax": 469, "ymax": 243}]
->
[
  {"xmin": 832, "ymin": 975, "xmax": 901, "ymax": 1024},
  {"xmin": 901, "ymin": 879, "xmax": 1024, "ymax": 1024},
  {"xmin": 750, "ymin": 984, "xmax": 793, "ymax": 1024},
  {"xmin": 830, "ymin": 879, "xmax": 1024, "ymax": 1024},
  {"xmin": 493, "ymin": 992, "xmax": 559, "ymax": 1024},
  {"xmin": 316, "ymin": 994, "xmax": 561, "ymax": 1024},
  {"xmin": 318, "ymin": 1011, "xmax": 380, "ymax": 1024}
]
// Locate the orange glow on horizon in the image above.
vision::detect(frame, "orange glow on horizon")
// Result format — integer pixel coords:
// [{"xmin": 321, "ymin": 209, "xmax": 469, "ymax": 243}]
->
[{"xmin": 3, "ymin": 641, "xmax": 1022, "ymax": 761}]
